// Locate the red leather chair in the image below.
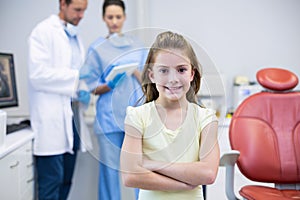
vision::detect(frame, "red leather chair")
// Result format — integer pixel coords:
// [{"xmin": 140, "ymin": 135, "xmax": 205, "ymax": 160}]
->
[{"xmin": 220, "ymin": 68, "xmax": 300, "ymax": 199}]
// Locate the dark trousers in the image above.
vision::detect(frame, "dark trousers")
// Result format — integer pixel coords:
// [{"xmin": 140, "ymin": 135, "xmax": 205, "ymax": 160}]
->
[{"xmin": 35, "ymin": 120, "xmax": 79, "ymax": 200}]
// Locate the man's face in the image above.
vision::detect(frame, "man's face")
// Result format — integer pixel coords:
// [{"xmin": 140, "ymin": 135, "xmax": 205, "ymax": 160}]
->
[{"xmin": 60, "ymin": 0, "xmax": 88, "ymax": 26}]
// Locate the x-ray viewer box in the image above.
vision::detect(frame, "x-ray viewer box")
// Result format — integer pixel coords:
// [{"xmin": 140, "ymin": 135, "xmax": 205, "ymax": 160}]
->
[{"xmin": 105, "ymin": 63, "xmax": 139, "ymax": 81}]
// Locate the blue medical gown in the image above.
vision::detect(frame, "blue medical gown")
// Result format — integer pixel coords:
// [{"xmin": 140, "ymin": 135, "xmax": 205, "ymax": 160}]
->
[{"xmin": 82, "ymin": 34, "xmax": 147, "ymax": 134}]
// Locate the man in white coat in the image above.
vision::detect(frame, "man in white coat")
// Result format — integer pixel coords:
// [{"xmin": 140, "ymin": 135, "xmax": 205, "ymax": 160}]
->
[{"xmin": 28, "ymin": 0, "xmax": 89, "ymax": 199}]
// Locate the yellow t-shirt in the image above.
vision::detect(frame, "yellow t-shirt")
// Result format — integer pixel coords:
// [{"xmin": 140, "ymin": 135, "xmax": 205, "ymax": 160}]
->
[{"xmin": 125, "ymin": 101, "xmax": 218, "ymax": 200}]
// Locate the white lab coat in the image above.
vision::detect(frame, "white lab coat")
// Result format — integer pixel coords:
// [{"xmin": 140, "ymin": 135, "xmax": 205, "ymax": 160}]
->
[{"xmin": 28, "ymin": 14, "xmax": 92, "ymax": 156}]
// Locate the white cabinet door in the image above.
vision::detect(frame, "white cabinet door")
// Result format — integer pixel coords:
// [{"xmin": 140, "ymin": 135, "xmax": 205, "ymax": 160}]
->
[
  {"xmin": 0, "ymin": 140, "xmax": 34, "ymax": 200},
  {"xmin": 0, "ymin": 147, "xmax": 21, "ymax": 199},
  {"xmin": 19, "ymin": 141, "xmax": 34, "ymax": 199}
]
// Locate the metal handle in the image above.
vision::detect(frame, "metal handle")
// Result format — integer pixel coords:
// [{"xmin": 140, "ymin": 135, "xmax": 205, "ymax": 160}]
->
[{"xmin": 10, "ymin": 161, "xmax": 19, "ymax": 168}]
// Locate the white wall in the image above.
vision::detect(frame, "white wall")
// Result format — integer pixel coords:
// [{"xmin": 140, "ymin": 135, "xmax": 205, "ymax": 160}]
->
[
  {"xmin": 0, "ymin": 0, "xmax": 300, "ymax": 116},
  {"xmin": 146, "ymin": 0, "xmax": 300, "ymax": 108},
  {"xmin": 0, "ymin": 0, "xmax": 57, "ymax": 116}
]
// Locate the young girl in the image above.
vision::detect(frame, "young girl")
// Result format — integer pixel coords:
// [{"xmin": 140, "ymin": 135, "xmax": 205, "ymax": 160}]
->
[{"xmin": 120, "ymin": 31, "xmax": 220, "ymax": 199}]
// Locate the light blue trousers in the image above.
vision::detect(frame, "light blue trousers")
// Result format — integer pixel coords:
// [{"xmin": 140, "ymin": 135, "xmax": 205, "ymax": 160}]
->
[{"xmin": 97, "ymin": 132, "xmax": 139, "ymax": 200}]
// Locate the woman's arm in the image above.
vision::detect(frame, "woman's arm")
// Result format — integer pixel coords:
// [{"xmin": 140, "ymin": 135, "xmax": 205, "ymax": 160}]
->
[
  {"xmin": 132, "ymin": 69, "xmax": 142, "ymax": 84},
  {"xmin": 120, "ymin": 125, "xmax": 196, "ymax": 191},
  {"xmin": 143, "ymin": 121, "xmax": 220, "ymax": 186},
  {"xmin": 93, "ymin": 70, "xmax": 128, "ymax": 95},
  {"xmin": 92, "ymin": 84, "xmax": 110, "ymax": 95}
]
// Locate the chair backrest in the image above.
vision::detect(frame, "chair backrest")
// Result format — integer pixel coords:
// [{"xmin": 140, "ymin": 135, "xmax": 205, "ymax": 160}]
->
[{"xmin": 229, "ymin": 68, "xmax": 300, "ymax": 184}]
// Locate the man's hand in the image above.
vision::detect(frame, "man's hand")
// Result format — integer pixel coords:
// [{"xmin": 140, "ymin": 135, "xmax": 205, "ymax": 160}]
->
[{"xmin": 77, "ymin": 90, "xmax": 91, "ymax": 105}]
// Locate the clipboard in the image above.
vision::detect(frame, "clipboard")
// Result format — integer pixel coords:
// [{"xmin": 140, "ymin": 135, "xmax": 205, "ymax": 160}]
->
[{"xmin": 105, "ymin": 63, "xmax": 139, "ymax": 81}]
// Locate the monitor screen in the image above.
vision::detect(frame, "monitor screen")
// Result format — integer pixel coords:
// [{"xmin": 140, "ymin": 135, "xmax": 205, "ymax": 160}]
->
[{"xmin": 0, "ymin": 53, "xmax": 18, "ymax": 108}]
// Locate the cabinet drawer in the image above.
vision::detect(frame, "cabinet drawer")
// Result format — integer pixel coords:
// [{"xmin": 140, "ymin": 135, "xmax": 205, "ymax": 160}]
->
[
  {"xmin": 0, "ymin": 129, "xmax": 34, "ymax": 200},
  {"xmin": 0, "ymin": 145, "xmax": 21, "ymax": 199},
  {"xmin": 18, "ymin": 141, "xmax": 33, "ymax": 163},
  {"xmin": 19, "ymin": 141, "xmax": 34, "ymax": 196},
  {"xmin": 20, "ymin": 171, "xmax": 34, "ymax": 194},
  {"xmin": 20, "ymin": 155, "xmax": 34, "ymax": 180},
  {"xmin": 21, "ymin": 182, "xmax": 34, "ymax": 200},
  {"xmin": 20, "ymin": 175, "xmax": 34, "ymax": 199}
]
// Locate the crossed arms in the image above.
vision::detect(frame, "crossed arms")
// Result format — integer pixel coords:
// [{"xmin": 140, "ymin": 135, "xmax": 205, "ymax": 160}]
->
[{"xmin": 120, "ymin": 121, "xmax": 220, "ymax": 191}]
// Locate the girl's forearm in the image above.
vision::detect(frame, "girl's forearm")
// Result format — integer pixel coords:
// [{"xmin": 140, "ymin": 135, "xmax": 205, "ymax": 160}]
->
[
  {"xmin": 121, "ymin": 153, "xmax": 195, "ymax": 191},
  {"xmin": 143, "ymin": 159, "xmax": 216, "ymax": 186},
  {"xmin": 122, "ymin": 167, "xmax": 196, "ymax": 191}
]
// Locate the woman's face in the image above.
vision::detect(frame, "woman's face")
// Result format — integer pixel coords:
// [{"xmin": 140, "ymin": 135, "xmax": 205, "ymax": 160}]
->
[
  {"xmin": 103, "ymin": 5, "xmax": 126, "ymax": 34},
  {"xmin": 149, "ymin": 49, "xmax": 194, "ymax": 102}
]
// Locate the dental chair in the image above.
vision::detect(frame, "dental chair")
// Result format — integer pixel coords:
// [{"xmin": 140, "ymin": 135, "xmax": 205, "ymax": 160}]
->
[{"xmin": 220, "ymin": 68, "xmax": 300, "ymax": 199}]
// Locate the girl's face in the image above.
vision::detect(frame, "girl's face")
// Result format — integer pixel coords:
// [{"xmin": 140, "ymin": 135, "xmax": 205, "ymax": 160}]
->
[
  {"xmin": 149, "ymin": 49, "xmax": 195, "ymax": 102},
  {"xmin": 103, "ymin": 5, "xmax": 126, "ymax": 34}
]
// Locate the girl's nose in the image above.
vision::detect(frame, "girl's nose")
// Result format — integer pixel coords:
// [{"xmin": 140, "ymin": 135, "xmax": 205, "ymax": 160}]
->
[{"xmin": 168, "ymin": 69, "xmax": 179, "ymax": 82}]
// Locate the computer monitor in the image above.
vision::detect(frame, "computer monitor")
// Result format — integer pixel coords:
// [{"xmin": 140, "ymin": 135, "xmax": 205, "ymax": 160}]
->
[{"xmin": 0, "ymin": 53, "xmax": 18, "ymax": 108}]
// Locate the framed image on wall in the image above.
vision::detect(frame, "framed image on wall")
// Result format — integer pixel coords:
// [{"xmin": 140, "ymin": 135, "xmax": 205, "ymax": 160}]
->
[{"xmin": 0, "ymin": 53, "xmax": 18, "ymax": 108}]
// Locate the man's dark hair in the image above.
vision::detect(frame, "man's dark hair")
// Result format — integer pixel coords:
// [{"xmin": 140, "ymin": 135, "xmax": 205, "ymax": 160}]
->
[{"xmin": 60, "ymin": 0, "xmax": 72, "ymax": 6}]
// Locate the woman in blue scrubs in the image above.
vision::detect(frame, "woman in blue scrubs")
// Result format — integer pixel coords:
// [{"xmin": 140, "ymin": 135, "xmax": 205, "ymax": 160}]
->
[{"xmin": 80, "ymin": 0, "xmax": 146, "ymax": 199}]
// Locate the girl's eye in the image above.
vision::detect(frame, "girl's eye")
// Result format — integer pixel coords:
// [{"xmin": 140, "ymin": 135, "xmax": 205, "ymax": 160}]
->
[
  {"xmin": 159, "ymin": 68, "xmax": 168, "ymax": 74},
  {"xmin": 178, "ymin": 67, "xmax": 187, "ymax": 73}
]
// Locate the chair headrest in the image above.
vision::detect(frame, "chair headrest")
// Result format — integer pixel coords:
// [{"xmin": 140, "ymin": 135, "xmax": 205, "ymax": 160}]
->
[{"xmin": 256, "ymin": 68, "xmax": 298, "ymax": 91}]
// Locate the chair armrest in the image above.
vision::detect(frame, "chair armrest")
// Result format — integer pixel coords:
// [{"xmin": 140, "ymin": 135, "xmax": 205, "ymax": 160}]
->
[
  {"xmin": 220, "ymin": 150, "xmax": 240, "ymax": 200},
  {"xmin": 220, "ymin": 150, "xmax": 240, "ymax": 166}
]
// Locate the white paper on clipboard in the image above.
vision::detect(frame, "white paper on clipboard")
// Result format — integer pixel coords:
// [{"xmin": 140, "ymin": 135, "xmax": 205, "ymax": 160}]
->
[{"xmin": 105, "ymin": 63, "xmax": 139, "ymax": 81}]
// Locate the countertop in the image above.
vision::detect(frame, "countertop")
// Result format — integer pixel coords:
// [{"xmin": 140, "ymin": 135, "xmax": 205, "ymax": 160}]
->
[{"xmin": 0, "ymin": 128, "xmax": 34, "ymax": 158}]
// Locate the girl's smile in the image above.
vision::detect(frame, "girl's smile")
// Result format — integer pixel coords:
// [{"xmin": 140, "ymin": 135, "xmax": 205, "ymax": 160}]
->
[{"xmin": 163, "ymin": 85, "xmax": 183, "ymax": 96}]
